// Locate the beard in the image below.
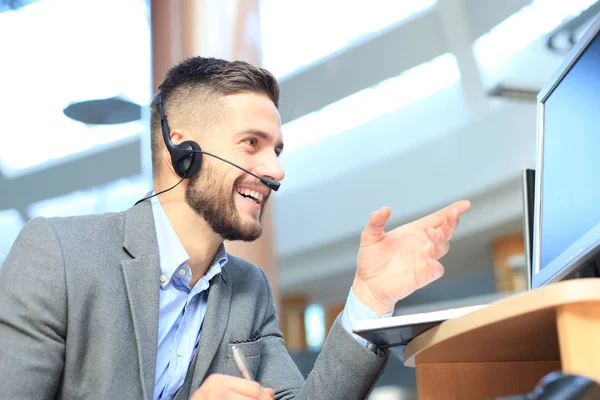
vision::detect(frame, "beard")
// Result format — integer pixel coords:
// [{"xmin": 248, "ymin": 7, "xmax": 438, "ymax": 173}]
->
[{"xmin": 185, "ymin": 164, "xmax": 267, "ymax": 241}]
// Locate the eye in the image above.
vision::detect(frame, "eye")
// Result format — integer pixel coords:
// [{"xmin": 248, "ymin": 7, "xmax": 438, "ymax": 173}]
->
[{"xmin": 243, "ymin": 137, "xmax": 258, "ymax": 147}]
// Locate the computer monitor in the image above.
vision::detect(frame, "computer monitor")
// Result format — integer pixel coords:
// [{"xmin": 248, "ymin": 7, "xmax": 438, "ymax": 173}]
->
[
  {"xmin": 531, "ymin": 13, "xmax": 600, "ymax": 289},
  {"xmin": 522, "ymin": 168, "xmax": 535, "ymax": 289}
]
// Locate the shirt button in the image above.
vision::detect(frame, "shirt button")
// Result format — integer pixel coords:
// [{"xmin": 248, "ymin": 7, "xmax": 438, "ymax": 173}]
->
[
  {"xmin": 178, "ymin": 268, "xmax": 186, "ymax": 276},
  {"xmin": 176, "ymin": 348, "xmax": 182, "ymax": 357},
  {"xmin": 159, "ymin": 275, "xmax": 167, "ymax": 283}
]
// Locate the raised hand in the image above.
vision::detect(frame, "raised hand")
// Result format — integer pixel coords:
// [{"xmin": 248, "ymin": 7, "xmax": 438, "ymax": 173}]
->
[{"xmin": 353, "ymin": 200, "xmax": 471, "ymax": 316}]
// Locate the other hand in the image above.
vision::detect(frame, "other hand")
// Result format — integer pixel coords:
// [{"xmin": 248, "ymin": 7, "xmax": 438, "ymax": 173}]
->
[
  {"xmin": 190, "ymin": 374, "xmax": 275, "ymax": 400},
  {"xmin": 353, "ymin": 200, "xmax": 471, "ymax": 316}
]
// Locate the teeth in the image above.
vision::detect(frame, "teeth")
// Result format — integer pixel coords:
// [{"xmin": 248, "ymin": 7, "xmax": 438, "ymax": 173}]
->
[
  {"xmin": 251, "ymin": 190, "xmax": 263, "ymax": 202},
  {"xmin": 237, "ymin": 188, "xmax": 264, "ymax": 203}
]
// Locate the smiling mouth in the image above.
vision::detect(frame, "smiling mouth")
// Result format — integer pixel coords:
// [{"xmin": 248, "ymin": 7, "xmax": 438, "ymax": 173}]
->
[{"xmin": 237, "ymin": 188, "xmax": 264, "ymax": 204}]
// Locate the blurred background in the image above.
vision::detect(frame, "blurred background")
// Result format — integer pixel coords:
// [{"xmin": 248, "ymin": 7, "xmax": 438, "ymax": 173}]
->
[{"xmin": 1, "ymin": 0, "xmax": 599, "ymax": 398}]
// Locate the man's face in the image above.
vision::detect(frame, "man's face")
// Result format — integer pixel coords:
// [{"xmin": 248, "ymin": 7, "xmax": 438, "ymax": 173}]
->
[{"xmin": 185, "ymin": 92, "xmax": 285, "ymax": 241}]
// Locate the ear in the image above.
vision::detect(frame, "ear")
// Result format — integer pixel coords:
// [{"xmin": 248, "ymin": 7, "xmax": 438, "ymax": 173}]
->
[
  {"xmin": 169, "ymin": 128, "xmax": 186, "ymax": 146},
  {"xmin": 162, "ymin": 146, "xmax": 176, "ymax": 175}
]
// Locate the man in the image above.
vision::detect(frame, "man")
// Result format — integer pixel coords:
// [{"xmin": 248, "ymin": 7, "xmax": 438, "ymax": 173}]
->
[{"xmin": 0, "ymin": 57, "xmax": 470, "ymax": 399}]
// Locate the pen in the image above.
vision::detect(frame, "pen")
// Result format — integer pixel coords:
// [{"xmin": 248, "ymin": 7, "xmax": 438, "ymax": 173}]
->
[{"xmin": 231, "ymin": 345, "xmax": 253, "ymax": 380}]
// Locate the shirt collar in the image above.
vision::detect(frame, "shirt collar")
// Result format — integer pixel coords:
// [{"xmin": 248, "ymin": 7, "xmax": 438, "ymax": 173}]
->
[
  {"xmin": 207, "ymin": 243, "xmax": 228, "ymax": 282},
  {"xmin": 150, "ymin": 194, "xmax": 228, "ymax": 289}
]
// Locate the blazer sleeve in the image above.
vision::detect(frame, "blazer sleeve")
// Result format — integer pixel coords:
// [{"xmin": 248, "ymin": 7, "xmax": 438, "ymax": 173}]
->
[
  {"xmin": 255, "ymin": 269, "xmax": 390, "ymax": 400},
  {"xmin": 0, "ymin": 217, "xmax": 67, "ymax": 399}
]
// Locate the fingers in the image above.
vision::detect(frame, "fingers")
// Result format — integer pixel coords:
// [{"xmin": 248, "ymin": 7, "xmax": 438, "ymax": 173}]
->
[
  {"xmin": 227, "ymin": 393, "xmax": 259, "ymax": 400},
  {"xmin": 426, "ymin": 228, "xmax": 450, "ymax": 259},
  {"xmin": 413, "ymin": 257, "xmax": 445, "ymax": 289},
  {"xmin": 215, "ymin": 389, "xmax": 272, "ymax": 400},
  {"xmin": 226, "ymin": 378, "xmax": 272, "ymax": 399},
  {"xmin": 360, "ymin": 207, "xmax": 392, "ymax": 246},
  {"xmin": 425, "ymin": 258, "xmax": 445, "ymax": 282},
  {"xmin": 437, "ymin": 210, "xmax": 459, "ymax": 242},
  {"xmin": 193, "ymin": 374, "xmax": 274, "ymax": 400},
  {"xmin": 420, "ymin": 200, "xmax": 469, "ymax": 242},
  {"xmin": 421, "ymin": 200, "xmax": 471, "ymax": 230},
  {"xmin": 229, "ymin": 390, "xmax": 273, "ymax": 400},
  {"xmin": 453, "ymin": 199, "xmax": 471, "ymax": 214}
]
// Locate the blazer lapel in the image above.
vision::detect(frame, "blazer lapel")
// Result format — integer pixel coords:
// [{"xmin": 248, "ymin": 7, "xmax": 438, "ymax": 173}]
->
[
  {"xmin": 190, "ymin": 266, "xmax": 232, "ymax": 389},
  {"xmin": 121, "ymin": 201, "xmax": 161, "ymax": 399}
]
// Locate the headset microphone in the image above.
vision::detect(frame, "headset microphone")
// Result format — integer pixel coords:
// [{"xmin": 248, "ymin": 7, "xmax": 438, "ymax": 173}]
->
[
  {"xmin": 133, "ymin": 91, "xmax": 280, "ymax": 206},
  {"xmin": 188, "ymin": 150, "xmax": 280, "ymax": 191}
]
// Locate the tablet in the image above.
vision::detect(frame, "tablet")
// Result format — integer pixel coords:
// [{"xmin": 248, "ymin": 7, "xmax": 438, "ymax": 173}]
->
[{"xmin": 353, "ymin": 304, "xmax": 488, "ymax": 349}]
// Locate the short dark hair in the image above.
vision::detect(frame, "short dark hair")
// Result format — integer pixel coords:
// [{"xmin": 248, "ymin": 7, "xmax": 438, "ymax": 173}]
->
[{"xmin": 150, "ymin": 56, "xmax": 280, "ymax": 179}]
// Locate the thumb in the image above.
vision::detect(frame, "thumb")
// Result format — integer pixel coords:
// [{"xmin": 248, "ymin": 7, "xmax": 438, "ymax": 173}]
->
[{"xmin": 360, "ymin": 207, "xmax": 391, "ymax": 246}]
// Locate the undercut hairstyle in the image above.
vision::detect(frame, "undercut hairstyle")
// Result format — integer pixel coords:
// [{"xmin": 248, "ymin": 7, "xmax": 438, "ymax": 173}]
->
[{"xmin": 150, "ymin": 56, "xmax": 280, "ymax": 179}]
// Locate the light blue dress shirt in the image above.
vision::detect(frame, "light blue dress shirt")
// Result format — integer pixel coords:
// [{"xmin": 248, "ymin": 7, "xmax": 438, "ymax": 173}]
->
[
  {"xmin": 151, "ymin": 196, "xmax": 228, "ymax": 400},
  {"xmin": 341, "ymin": 287, "xmax": 393, "ymax": 349},
  {"xmin": 150, "ymin": 196, "xmax": 391, "ymax": 399}
]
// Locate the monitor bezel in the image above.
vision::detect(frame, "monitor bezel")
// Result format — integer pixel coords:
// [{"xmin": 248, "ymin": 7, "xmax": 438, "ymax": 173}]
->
[
  {"xmin": 522, "ymin": 168, "xmax": 535, "ymax": 290},
  {"xmin": 532, "ymin": 13, "xmax": 600, "ymax": 289}
]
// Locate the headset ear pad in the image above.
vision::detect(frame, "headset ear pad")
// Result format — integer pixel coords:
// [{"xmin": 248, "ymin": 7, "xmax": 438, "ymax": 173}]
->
[{"xmin": 171, "ymin": 140, "xmax": 203, "ymax": 178}]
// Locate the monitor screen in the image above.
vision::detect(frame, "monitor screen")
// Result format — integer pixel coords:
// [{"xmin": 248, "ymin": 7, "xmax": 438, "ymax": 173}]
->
[{"xmin": 533, "ymin": 16, "xmax": 600, "ymax": 288}]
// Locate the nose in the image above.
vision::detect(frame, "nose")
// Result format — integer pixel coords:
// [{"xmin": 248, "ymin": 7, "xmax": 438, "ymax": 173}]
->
[{"xmin": 255, "ymin": 152, "xmax": 285, "ymax": 184}]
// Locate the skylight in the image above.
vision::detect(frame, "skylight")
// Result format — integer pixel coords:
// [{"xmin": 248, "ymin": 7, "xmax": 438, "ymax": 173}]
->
[
  {"xmin": 281, "ymin": 53, "xmax": 460, "ymax": 153},
  {"xmin": 0, "ymin": 0, "xmax": 150, "ymax": 177},
  {"xmin": 0, "ymin": 209, "xmax": 24, "ymax": 266},
  {"xmin": 260, "ymin": 0, "xmax": 436, "ymax": 78},
  {"xmin": 28, "ymin": 175, "xmax": 149, "ymax": 219},
  {"xmin": 474, "ymin": 0, "xmax": 598, "ymax": 70}
]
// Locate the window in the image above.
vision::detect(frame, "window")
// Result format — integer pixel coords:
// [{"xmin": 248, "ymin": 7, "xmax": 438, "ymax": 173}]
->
[
  {"xmin": 0, "ymin": 0, "xmax": 151, "ymax": 177},
  {"xmin": 28, "ymin": 175, "xmax": 149, "ymax": 219},
  {"xmin": 474, "ymin": 0, "xmax": 598, "ymax": 70},
  {"xmin": 304, "ymin": 304, "xmax": 325, "ymax": 350},
  {"xmin": 282, "ymin": 53, "xmax": 460, "ymax": 152},
  {"xmin": 260, "ymin": 0, "xmax": 436, "ymax": 78},
  {"xmin": 0, "ymin": 209, "xmax": 24, "ymax": 266}
]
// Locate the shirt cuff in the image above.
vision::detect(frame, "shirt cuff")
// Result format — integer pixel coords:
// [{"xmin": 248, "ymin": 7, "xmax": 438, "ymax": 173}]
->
[{"xmin": 341, "ymin": 287, "xmax": 393, "ymax": 350}]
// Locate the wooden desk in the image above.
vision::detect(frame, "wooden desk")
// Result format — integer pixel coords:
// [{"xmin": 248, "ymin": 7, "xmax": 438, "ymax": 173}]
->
[{"xmin": 403, "ymin": 279, "xmax": 600, "ymax": 399}]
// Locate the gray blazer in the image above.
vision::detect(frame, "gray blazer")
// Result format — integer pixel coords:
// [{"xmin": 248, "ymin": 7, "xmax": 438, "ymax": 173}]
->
[{"xmin": 0, "ymin": 200, "xmax": 388, "ymax": 399}]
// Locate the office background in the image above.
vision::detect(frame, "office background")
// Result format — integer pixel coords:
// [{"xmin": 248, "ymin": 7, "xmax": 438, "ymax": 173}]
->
[{"xmin": 1, "ymin": 0, "xmax": 598, "ymax": 398}]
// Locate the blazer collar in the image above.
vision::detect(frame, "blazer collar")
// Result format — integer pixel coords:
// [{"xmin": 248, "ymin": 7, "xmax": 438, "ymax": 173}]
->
[
  {"xmin": 123, "ymin": 197, "xmax": 159, "ymax": 259},
  {"xmin": 190, "ymin": 266, "xmax": 232, "ymax": 388},
  {"xmin": 121, "ymin": 198, "xmax": 161, "ymax": 399}
]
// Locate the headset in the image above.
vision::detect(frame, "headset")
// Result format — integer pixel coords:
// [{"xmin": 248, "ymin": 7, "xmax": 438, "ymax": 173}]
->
[{"xmin": 156, "ymin": 91, "xmax": 203, "ymax": 180}]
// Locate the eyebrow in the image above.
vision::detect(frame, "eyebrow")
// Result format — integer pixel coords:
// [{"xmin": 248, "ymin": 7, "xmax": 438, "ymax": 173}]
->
[{"xmin": 238, "ymin": 129, "xmax": 284, "ymax": 153}]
